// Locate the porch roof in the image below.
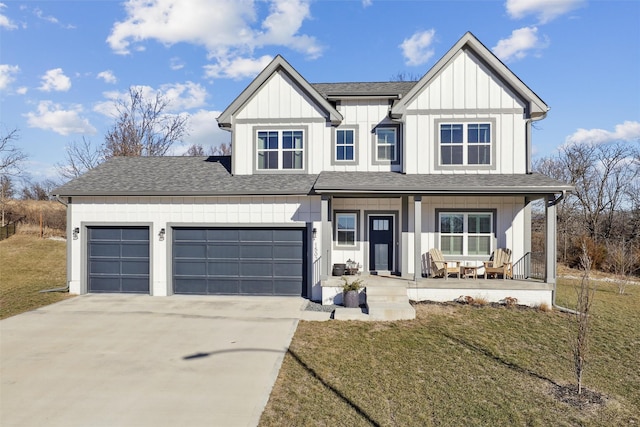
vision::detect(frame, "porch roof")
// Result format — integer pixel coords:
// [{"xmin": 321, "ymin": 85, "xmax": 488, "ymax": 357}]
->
[{"xmin": 314, "ymin": 171, "xmax": 573, "ymax": 196}]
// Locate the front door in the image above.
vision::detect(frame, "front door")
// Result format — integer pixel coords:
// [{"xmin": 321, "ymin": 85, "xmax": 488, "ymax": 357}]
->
[{"xmin": 369, "ymin": 215, "xmax": 393, "ymax": 271}]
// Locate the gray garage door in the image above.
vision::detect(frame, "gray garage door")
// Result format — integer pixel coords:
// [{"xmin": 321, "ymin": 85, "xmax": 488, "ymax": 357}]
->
[
  {"xmin": 88, "ymin": 227, "xmax": 150, "ymax": 293},
  {"xmin": 173, "ymin": 227, "xmax": 306, "ymax": 296}
]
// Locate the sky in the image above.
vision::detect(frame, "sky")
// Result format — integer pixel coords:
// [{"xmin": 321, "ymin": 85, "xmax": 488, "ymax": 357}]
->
[{"xmin": 1, "ymin": 0, "xmax": 639, "ymax": 184}]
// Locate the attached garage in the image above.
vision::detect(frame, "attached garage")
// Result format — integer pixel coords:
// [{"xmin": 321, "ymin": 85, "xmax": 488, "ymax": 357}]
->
[
  {"xmin": 172, "ymin": 227, "xmax": 306, "ymax": 296},
  {"xmin": 87, "ymin": 227, "xmax": 150, "ymax": 293}
]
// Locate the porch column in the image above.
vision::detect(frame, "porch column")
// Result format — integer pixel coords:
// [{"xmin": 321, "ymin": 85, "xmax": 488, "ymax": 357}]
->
[
  {"xmin": 414, "ymin": 195, "xmax": 422, "ymax": 281},
  {"xmin": 320, "ymin": 195, "xmax": 331, "ymax": 280},
  {"xmin": 545, "ymin": 194, "xmax": 557, "ymax": 287}
]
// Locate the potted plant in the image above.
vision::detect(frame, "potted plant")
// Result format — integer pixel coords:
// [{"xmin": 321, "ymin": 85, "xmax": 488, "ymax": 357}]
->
[{"xmin": 342, "ymin": 276, "xmax": 364, "ymax": 308}]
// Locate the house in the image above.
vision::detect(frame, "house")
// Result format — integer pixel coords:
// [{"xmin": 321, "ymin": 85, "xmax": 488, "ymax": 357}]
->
[{"xmin": 54, "ymin": 32, "xmax": 572, "ymax": 308}]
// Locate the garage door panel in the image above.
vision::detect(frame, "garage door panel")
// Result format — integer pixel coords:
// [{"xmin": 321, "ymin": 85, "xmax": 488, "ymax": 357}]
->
[
  {"xmin": 90, "ymin": 260, "xmax": 121, "ymax": 274},
  {"xmin": 208, "ymin": 229, "xmax": 239, "ymax": 241},
  {"xmin": 208, "ymin": 261, "xmax": 239, "ymax": 276},
  {"xmin": 90, "ymin": 277, "xmax": 121, "ymax": 292},
  {"xmin": 121, "ymin": 243, "xmax": 149, "ymax": 258},
  {"xmin": 172, "ymin": 227, "xmax": 305, "ymax": 296},
  {"xmin": 174, "ymin": 278, "xmax": 207, "ymax": 294},
  {"xmin": 174, "ymin": 261, "xmax": 207, "ymax": 276},
  {"xmin": 90, "ymin": 228, "xmax": 122, "ymax": 240},
  {"xmin": 208, "ymin": 244, "xmax": 239, "ymax": 259},
  {"xmin": 208, "ymin": 280, "xmax": 240, "ymax": 294},
  {"xmin": 174, "ymin": 243, "xmax": 206, "ymax": 258},
  {"xmin": 90, "ymin": 243, "xmax": 121, "ymax": 257},
  {"xmin": 121, "ymin": 278, "xmax": 150, "ymax": 293},
  {"xmin": 240, "ymin": 244, "xmax": 273, "ymax": 259},
  {"xmin": 274, "ymin": 280, "xmax": 303, "ymax": 295},
  {"xmin": 121, "ymin": 260, "xmax": 150, "ymax": 275}
]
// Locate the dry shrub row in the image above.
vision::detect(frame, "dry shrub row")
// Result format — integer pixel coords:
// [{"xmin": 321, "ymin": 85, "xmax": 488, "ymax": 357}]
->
[{"xmin": 2, "ymin": 200, "xmax": 66, "ymax": 234}]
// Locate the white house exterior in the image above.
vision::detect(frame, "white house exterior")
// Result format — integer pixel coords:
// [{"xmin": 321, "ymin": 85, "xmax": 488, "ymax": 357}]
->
[{"xmin": 54, "ymin": 32, "xmax": 572, "ymax": 306}]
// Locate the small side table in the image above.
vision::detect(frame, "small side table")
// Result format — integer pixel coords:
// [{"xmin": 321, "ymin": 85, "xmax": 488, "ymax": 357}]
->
[{"xmin": 460, "ymin": 265, "xmax": 479, "ymax": 279}]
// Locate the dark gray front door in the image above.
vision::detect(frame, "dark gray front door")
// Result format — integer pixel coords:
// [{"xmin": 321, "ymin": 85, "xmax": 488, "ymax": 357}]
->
[
  {"xmin": 88, "ymin": 227, "xmax": 150, "ymax": 293},
  {"xmin": 369, "ymin": 216, "xmax": 393, "ymax": 271},
  {"xmin": 173, "ymin": 227, "xmax": 306, "ymax": 296}
]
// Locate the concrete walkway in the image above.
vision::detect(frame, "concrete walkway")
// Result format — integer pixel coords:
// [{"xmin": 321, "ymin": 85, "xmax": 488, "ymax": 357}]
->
[{"xmin": 0, "ymin": 294, "xmax": 308, "ymax": 427}]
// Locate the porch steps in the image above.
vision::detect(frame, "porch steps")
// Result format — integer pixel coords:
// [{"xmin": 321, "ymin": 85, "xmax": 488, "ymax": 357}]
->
[{"xmin": 365, "ymin": 284, "xmax": 415, "ymax": 321}]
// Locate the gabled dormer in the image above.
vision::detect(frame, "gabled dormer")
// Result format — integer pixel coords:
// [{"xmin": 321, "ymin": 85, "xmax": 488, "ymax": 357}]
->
[
  {"xmin": 391, "ymin": 32, "xmax": 549, "ymax": 175},
  {"xmin": 217, "ymin": 55, "xmax": 342, "ymax": 176}
]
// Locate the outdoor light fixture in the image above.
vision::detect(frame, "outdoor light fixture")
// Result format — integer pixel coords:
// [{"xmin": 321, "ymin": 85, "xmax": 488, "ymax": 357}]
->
[
  {"xmin": 158, "ymin": 228, "xmax": 166, "ymax": 241},
  {"xmin": 72, "ymin": 227, "xmax": 79, "ymax": 240},
  {"xmin": 312, "ymin": 228, "xmax": 317, "ymax": 239}
]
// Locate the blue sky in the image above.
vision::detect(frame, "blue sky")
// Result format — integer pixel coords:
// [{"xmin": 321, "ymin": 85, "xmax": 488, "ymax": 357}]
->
[{"xmin": 1, "ymin": 0, "xmax": 639, "ymax": 183}]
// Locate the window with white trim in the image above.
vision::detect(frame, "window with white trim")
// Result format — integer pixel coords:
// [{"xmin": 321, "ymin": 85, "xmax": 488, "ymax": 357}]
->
[
  {"xmin": 336, "ymin": 213, "xmax": 357, "ymax": 246},
  {"xmin": 439, "ymin": 212, "xmax": 492, "ymax": 256},
  {"xmin": 257, "ymin": 130, "xmax": 304, "ymax": 170},
  {"xmin": 375, "ymin": 127, "xmax": 397, "ymax": 162},
  {"xmin": 335, "ymin": 129, "xmax": 355, "ymax": 162},
  {"xmin": 440, "ymin": 123, "xmax": 491, "ymax": 165}
]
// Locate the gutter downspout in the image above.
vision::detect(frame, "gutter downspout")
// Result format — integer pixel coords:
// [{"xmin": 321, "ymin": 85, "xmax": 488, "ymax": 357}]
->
[{"xmin": 547, "ymin": 190, "xmax": 566, "ymax": 307}]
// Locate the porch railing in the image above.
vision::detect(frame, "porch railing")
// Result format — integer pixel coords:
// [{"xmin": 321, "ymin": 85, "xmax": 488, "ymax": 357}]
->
[{"xmin": 512, "ymin": 252, "xmax": 545, "ymax": 280}]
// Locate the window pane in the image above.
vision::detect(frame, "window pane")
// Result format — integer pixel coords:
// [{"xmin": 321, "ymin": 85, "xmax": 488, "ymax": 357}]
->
[
  {"xmin": 283, "ymin": 151, "xmax": 303, "ymax": 169},
  {"xmin": 441, "ymin": 124, "xmax": 463, "ymax": 143},
  {"xmin": 441, "ymin": 236, "xmax": 463, "ymax": 255},
  {"xmin": 377, "ymin": 128, "xmax": 396, "ymax": 144},
  {"xmin": 338, "ymin": 230, "xmax": 355, "ymax": 245},
  {"xmin": 468, "ymin": 214, "xmax": 491, "ymax": 233},
  {"xmin": 337, "ymin": 146, "xmax": 346, "ymax": 161},
  {"xmin": 336, "ymin": 129, "xmax": 354, "ymax": 161},
  {"xmin": 378, "ymin": 145, "xmax": 395, "ymax": 161},
  {"xmin": 258, "ymin": 151, "xmax": 278, "ymax": 169},
  {"xmin": 441, "ymin": 214, "xmax": 463, "ymax": 233},
  {"xmin": 337, "ymin": 214, "xmax": 355, "ymax": 231},
  {"xmin": 469, "ymin": 124, "xmax": 490, "ymax": 143},
  {"xmin": 468, "ymin": 236, "xmax": 491, "ymax": 255},
  {"xmin": 468, "ymin": 145, "xmax": 490, "ymax": 165}
]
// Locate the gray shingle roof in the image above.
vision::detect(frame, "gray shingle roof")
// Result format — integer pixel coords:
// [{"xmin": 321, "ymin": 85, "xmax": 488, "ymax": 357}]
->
[
  {"xmin": 314, "ymin": 171, "xmax": 573, "ymax": 195},
  {"xmin": 53, "ymin": 156, "xmax": 318, "ymax": 196},
  {"xmin": 311, "ymin": 82, "xmax": 417, "ymax": 98}
]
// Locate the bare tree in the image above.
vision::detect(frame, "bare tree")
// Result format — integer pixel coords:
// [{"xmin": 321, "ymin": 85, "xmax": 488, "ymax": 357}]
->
[
  {"xmin": 104, "ymin": 87, "xmax": 189, "ymax": 158},
  {"xmin": 56, "ymin": 137, "xmax": 104, "ymax": 181},
  {"xmin": 606, "ymin": 239, "xmax": 635, "ymax": 294},
  {"xmin": 183, "ymin": 142, "xmax": 232, "ymax": 156},
  {"xmin": 1, "ymin": 127, "xmax": 27, "ymax": 177},
  {"xmin": 571, "ymin": 242, "xmax": 597, "ymax": 395},
  {"xmin": 21, "ymin": 178, "xmax": 59, "ymax": 201},
  {"xmin": 559, "ymin": 141, "xmax": 639, "ymax": 242}
]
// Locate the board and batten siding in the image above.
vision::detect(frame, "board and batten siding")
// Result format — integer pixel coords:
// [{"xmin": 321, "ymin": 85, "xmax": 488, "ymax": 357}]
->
[
  {"xmin": 233, "ymin": 71, "xmax": 329, "ymax": 175},
  {"xmin": 402, "ymin": 49, "xmax": 528, "ymax": 175},
  {"xmin": 67, "ymin": 196, "xmax": 323, "ymax": 298}
]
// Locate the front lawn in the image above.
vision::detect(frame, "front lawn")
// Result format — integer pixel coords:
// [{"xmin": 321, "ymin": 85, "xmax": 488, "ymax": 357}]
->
[
  {"xmin": 0, "ymin": 233, "xmax": 71, "ymax": 319},
  {"xmin": 261, "ymin": 279, "xmax": 640, "ymax": 426}
]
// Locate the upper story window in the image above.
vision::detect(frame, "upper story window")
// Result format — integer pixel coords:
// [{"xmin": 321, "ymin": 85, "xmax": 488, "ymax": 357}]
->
[
  {"xmin": 440, "ymin": 122, "xmax": 492, "ymax": 166},
  {"xmin": 375, "ymin": 127, "xmax": 397, "ymax": 162},
  {"xmin": 439, "ymin": 212, "xmax": 493, "ymax": 256},
  {"xmin": 336, "ymin": 129, "xmax": 355, "ymax": 162},
  {"xmin": 256, "ymin": 130, "xmax": 304, "ymax": 170}
]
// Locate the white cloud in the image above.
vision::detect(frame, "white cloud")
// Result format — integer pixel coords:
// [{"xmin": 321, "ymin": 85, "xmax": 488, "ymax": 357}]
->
[
  {"xmin": 97, "ymin": 70, "xmax": 117, "ymax": 84},
  {"xmin": 173, "ymin": 109, "xmax": 230, "ymax": 153},
  {"xmin": 203, "ymin": 55, "xmax": 273, "ymax": 80},
  {"xmin": 94, "ymin": 81, "xmax": 209, "ymax": 117},
  {"xmin": 0, "ymin": 3, "xmax": 17, "ymax": 30},
  {"xmin": 505, "ymin": 0, "xmax": 584, "ymax": 24},
  {"xmin": 400, "ymin": 29, "xmax": 436, "ymax": 67},
  {"xmin": 25, "ymin": 101, "xmax": 97, "ymax": 136},
  {"xmin": 170, "ymin": 57, "xmax": 185, "ymax": 70},
  {"xmin": 0, "ymin": 64, "xmax": 20, "ymax": 90},
  {"xmin": 565, "ymin": 121, "xmax": 640, "ymax": 146},
  {"xmin": 32, "ymin": 7, "xmax": 75, "ymax": 29},
  {"xmin": 16, "ymin": 86, "xmax": 28, "ymax": 95},
  {"xmin": 107, "ymin": 0, "xmax": 320, "ymax": 78},
  {"xmin": 362, "ymin": 0, "xmax": 372, "ymax": 7},
  {"xmin": 492, "ymin": 26, "xmax": 549, "ymax": 62},
  {"xmin": 39, "ymin": 68, "xmax": 71, "ymax": 92}
]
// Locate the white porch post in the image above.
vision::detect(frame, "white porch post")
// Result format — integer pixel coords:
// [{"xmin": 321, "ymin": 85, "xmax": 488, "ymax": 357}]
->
[
  {"xmin": 413, "ymin": 195, "xmax": 422, "ymax": 281},
  {"xmin": 545, "ymin": 195, "xmax": 557, "ymax": 287},
  {"xmin": 320, "ymin": 195, "xmax": 331, "ymax": 280}
]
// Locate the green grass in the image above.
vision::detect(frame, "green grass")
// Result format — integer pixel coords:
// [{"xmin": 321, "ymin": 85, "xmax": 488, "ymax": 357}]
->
[
  {"xmin": 261, "ymin": 280, "xmax": 640, "ymax": 426},
  {"xmin": 0, "ymin": 232, "xmax": 72, "ymax": 319}
]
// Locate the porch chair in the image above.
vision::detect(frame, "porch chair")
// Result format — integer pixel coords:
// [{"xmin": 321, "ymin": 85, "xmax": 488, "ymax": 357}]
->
[
  {"xmin": 483, "ymin": 248, "xmax": 513, "ymax": 279},
  {"xmin": 428, "ymin": 248, "xmax": 461, "ymax": 279}
]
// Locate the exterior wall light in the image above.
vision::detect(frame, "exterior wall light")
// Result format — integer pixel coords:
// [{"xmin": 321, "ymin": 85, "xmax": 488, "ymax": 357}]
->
[
  {"xmin": 72, "ymin": 227, "xmax": 80, "ymax": 240},
  {"xmin": 312, "ymin": 227, "xmax": 317, "ymax": 239},
  {"xmin": 159, "ymin": 228, "xmax": 166, "ymax": 241}
]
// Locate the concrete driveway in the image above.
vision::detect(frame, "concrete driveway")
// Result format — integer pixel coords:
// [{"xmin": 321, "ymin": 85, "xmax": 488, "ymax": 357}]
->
[{"xmin": 0, "ymin": 294, "xmax": 308, "ymax": 427}]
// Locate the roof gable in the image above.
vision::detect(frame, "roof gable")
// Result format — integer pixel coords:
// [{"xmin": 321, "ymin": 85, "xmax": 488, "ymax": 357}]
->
[
  {"xmin": 391, "ymin": 32, "xmax": 548, "ymax": 119},
  {"xmin": 217, "ymin": 55, "xmax": 342, "ymax": 128}
]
